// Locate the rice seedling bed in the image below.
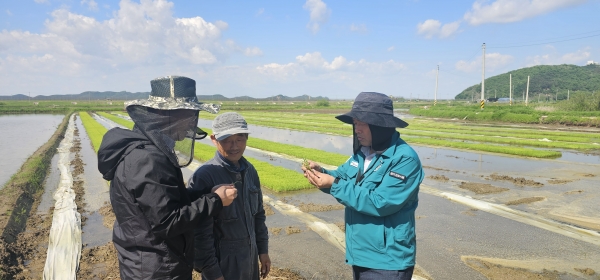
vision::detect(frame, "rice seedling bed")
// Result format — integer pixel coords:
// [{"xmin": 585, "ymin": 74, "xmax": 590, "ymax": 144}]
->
[
  {"xmin": 80, "ymin": 112, "xmax": 108, "ymax": 152},
  {"xmin": 83, "ymin": 112, "xmax": 312, "ymax": 192}
]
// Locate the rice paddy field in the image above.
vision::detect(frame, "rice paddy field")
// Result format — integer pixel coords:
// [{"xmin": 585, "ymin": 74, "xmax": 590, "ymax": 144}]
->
[{"xmin": 2, "ymin": 101, "xmax": 600, "ymax": 279}]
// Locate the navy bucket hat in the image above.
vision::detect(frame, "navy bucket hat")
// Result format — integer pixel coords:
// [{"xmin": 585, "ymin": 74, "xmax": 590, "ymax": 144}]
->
[{"xmin": 336, "ymin": 92, "xmax": 408, "ymax": 128}]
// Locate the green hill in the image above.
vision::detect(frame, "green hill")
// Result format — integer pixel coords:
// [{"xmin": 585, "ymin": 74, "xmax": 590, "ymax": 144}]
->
[{"xmin": 455, "ymin": 64, "xmax": 600, "ymax": 100}]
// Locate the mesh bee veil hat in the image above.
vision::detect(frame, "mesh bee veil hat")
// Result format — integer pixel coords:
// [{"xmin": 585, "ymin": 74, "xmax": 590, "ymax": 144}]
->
[{"xmin": 125, "ymin": 75, "xmax": 220, "ymax": 168}]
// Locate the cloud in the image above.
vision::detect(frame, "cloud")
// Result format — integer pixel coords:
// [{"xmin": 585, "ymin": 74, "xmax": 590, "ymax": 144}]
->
[
  {"xmin": 34, "ymin": 0, "xmax": 48, "ymax": 3},
  {"xmin": 350, "ymin": 23, "xmax": 367, "ymax": 34},
  {"xmin": 417, "ymin": 19, "xmax": 461, "ymax": 39},
  {"xmin": 0, "ymin": 0, "xmax": 261, "ymax": 95},
  {"xmin": 464, "ymin": 0, "xmax": 587, "ymax": 25},
  {"xmin": 387, "ymin": 46, "xmax": 395, "ymax": 51},
  {"xmin": 256, "ymin": 8, "xmax": 264, "ymax": 16},
  {"xmin": 244, "ymin": 47, "xmax": 263, "ymax": 56},
  {"xmin": 6, "ymin": 10, "xmax": 12, "ymax": 16},
  {"xmin": 257, "ymin": 52, "xmax": 405, "ymax": 79},
  {"xmin": 525, "ymin": 48, "xmax": 591, "ymax": 66},
  {"xmin": 81, "ymin": 0, "xmax": 99, "ymax": 11},
  {"xmin": 455, "ymin": 52, "xmax": 513, "ymax": 72},
  {"xmin": 303, "ymin": 0, "xmax": 330, "ymax": 34}
]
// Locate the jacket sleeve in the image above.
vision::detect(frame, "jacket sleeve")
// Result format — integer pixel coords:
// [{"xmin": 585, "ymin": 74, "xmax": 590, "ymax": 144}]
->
[
  {"xmin": 188, "ymin": 168, "xmax": 223, "ymax": 280},
  {"xmin": 253, "ymin": 172, "xmax": 269, "ymax": 255},
  {"xmin": 126, "ymin": 149, "xmax": 223, "ymax": 239},
  {"xmin": 320, "ymin": 156, "xmax": 353, "ymax": 194},
  {"xmin": 329, "ymin": 155, "xmax": 422, "ymax": 217},
  {"xmin": 193, "ymin": 217, "xmax": 222, "ymax": 280}
]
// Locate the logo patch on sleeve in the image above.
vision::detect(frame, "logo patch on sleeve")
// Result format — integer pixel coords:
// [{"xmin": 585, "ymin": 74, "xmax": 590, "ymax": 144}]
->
[
  {"xmin": 350, "ymin": 161, "xmax": 359, "ymax": 168},
  {"xmin": 389, "ymin": 171, "xmax": 405, "ymax": 180}
]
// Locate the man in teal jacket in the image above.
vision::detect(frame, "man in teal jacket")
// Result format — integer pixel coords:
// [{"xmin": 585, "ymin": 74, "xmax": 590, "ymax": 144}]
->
[{"xmin": 302, "ymin": 92, "xmax": 424, "ymax": 280}]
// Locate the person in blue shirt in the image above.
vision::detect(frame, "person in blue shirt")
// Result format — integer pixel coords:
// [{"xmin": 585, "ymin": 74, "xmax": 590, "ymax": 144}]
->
[{"xmin": 302, "ymin": 92, "xmax": 424, "ymax": 280}]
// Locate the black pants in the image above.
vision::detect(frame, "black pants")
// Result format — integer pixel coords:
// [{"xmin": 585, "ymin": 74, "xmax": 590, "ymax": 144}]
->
[{"xmin": 352, "ymin": 266, "xmax": 414, "ymax": 280}]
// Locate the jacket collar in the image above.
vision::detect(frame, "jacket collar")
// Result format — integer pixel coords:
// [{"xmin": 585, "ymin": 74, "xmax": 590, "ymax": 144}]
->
[{"xmin": 215, "ymin": 151, "xmax": 247, "ymax": 173}]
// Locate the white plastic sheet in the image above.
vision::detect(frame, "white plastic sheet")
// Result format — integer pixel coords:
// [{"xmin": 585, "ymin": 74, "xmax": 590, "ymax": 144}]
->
[{"xmin": 43, "ymin": 115, "xmax": 82, "ymax": 280}]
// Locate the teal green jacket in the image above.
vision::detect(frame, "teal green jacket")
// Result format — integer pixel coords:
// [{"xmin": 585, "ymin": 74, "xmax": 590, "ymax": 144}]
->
[{"xmin": 322, "ymin": 132, "xmax": 423, "ymax": 270}]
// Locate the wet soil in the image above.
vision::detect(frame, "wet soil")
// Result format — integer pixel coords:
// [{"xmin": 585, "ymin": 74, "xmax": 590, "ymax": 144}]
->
[
  {"xmin": 459, "ymin": 182, "xmax": 509, "ymax": 194},
  {"xmin": 264, "ymin": 203, "xmax": 275, "ymax": 216},
  {"xmin": 76, "ymin": 203, "xmax": 119, "ymax": 279},
  {"xmin": 463, "ymin": 257, "xmax": 565, "ymax": 280},
  {"xmin": 547, "ymin": 179, "xmax": 574, "ymax": 184},
  {"xmin": 487, "ymin": 174, "xmax": 544, "ymax": 187},
  {"xmin": 505, "ymin": 197, "xmax": 545, "ymax": 206},
  {"xmin": 285, "ymin": 226, "xmax": 302, "ymax": 235},
  {"xmin": 428, "ymin": 174, "xmax": 449, "ymax": 181}
]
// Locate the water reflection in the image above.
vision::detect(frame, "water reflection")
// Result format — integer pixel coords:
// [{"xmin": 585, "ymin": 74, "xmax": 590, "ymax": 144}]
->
[
  {"xmin": 200, "ymin": 120, "xmax": 599, "ymax": 174},
  {"xmin": 0, "ymin": 114, "xmax": 64, "ymax": 189},
  {"xmin": 197, "ymin": 119, "xmax": 354, "ymax": 155}
]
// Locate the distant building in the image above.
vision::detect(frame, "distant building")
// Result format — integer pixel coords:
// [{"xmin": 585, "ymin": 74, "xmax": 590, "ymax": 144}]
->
[{"xmin": 587, "ymin": 60, "xmax": 598, "ymax": 65}]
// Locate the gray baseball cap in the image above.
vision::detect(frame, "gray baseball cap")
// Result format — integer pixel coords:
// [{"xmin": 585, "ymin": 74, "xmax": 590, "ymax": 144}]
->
[{"xmin": 212, "ymin": 112, "xmax": 250, "ymax": 141}]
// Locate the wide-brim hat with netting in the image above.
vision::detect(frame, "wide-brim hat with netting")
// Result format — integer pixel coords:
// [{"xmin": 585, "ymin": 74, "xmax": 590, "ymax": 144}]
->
[
  {"xmin": 125, "ymin": 75, "xmax": 220, "ymax": 114},
  {"xmin": 336, "ymin": 92, "xmax": 408, "ymax": 128}
]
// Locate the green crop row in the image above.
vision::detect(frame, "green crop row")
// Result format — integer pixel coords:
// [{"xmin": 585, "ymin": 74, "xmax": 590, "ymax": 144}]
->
[
  {"xmin": 79, "ymin": 112, "xmax": 109, "ymax": 152},
  {"xmin": 84, "ymin": 112, "xmax": 312, "ymax": 192},
  {"xmin": 403, "ymin": 136, "xmax": 562, "ymax": 158}
]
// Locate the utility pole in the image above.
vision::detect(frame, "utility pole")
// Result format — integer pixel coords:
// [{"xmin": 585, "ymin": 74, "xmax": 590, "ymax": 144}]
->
[
  {"xmin": 568, "ymin": 90, "xmax": 570, "ymax": 100},
  {"xmin": 434, "ymin": 65, "xmax": 439, "ymax": 106},
  {"xmin": 525, "ymin": 76, "xmax": 530, "ymax": 106},
  {"xmin": 481, "ymin": 43, "xmax": 486, "ymax": 109},
  {"xmin": 509, "ymin": 74, "xmax": 512, "ymax": 106}
]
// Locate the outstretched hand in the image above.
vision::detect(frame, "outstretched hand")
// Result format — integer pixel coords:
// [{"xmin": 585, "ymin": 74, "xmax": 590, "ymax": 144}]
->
[
  {"xmin": 211, "ymin": 184, "xmax": 237, "ymax": 206},
  {"xmin": 301, "ymin": 162, "xmax": 334, "ymax": 189}
]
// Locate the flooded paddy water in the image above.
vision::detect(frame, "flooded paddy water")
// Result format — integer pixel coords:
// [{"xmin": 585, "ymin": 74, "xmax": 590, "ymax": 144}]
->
[
  {"xmin": 0, "ymin": 114, "xmax": 64, "ymax": 188},
  {"xmin": 3, "ymin": 112, "xmax": 600, "ymax": 279}
]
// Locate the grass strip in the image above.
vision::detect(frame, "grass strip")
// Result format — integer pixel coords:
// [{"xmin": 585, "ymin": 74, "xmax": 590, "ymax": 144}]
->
[
  {"xmin": 85, "ymin": 112, "xmax": 312, "ymax": 192},
  {"xmin": 403, "ymin": 136, "xmax": 562, "ymax": 158},
  {"xmin": 402, "ymin": 129, "xmax": 598, "ymax": 150},
  {"xmin": 80, "ymin": 112, "xmax": 108, "ymax": 152}
]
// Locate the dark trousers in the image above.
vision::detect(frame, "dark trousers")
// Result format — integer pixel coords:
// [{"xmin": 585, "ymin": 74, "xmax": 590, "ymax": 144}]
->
[{"xmin": 352, "ymin": 266, "xmax": 414, "ymax": 280}]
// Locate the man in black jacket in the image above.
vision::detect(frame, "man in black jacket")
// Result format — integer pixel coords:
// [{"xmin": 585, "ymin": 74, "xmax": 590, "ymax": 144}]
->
[
  {"xmin": 187, "ymin": 112, "xmax": 270, "ymax": 280},
  {"xmin": 98, "ymin": 75, "xmax": 237, "ymax": 280}
]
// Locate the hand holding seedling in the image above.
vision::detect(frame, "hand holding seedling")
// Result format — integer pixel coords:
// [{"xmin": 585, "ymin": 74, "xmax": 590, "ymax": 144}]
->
[
  {"xmin": 302, "ymin": 164, "xmax": 334, "ymax": 189},
  {"xmin": 212, "ymin": 184, "xmax": 237, "ymax": 206},
  {"xmin": 301, "ymin": 159, "xmax": 322, "ymax": 174}
]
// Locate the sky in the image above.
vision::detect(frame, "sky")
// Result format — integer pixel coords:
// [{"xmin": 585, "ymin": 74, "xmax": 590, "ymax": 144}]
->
[{"xmin": 1, "ymin": 0, "xmax": 599, "ymax": 100}]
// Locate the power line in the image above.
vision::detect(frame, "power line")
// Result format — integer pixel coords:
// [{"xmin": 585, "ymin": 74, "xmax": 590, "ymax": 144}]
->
[{"xmin": 488, "ymin": 32, "xmax": 600, "ymax": 49}]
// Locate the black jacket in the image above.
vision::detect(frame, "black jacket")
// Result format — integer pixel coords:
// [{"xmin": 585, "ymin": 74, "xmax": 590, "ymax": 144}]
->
[
  {"xmin": 98, "ymin": 127, "xmax": 223, "ymax": 280},
  {"xmin": 187, "ymin": 153, "xmax": 268, "ymax": 280}
]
